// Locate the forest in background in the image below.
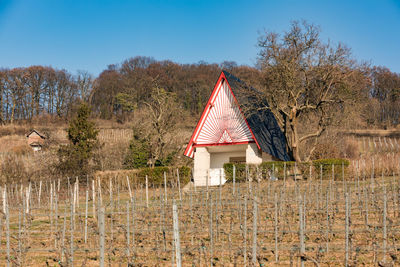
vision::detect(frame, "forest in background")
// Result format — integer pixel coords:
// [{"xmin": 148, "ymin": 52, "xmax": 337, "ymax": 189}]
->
[{"xmin": 1, "ymin": 59, "xmax": 399, "ymax": 128}]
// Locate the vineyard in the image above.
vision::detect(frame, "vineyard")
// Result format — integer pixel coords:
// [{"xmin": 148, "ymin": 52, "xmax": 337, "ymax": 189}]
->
[{"xmin": 0, "ymin": 163, "xmax": 399, "ymax": 266}]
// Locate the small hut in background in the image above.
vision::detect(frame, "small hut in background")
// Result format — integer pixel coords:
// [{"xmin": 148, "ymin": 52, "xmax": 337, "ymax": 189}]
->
[{"xmin": 26, "ymin": 130, "xmax": 46, "ymax": 152}]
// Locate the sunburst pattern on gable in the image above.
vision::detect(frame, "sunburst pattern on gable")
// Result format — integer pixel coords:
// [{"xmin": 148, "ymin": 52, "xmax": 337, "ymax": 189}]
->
[{"xmin": 184, "ymin": 78, "xmax": 254, "ymax": 158}]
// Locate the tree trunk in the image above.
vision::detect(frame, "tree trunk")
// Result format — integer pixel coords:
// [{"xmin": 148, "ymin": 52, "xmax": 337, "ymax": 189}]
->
[
  {"xmin": 0, "ymin": 93, "xmax": 3, "ymax": 124},
  {"xmin": 289, "ymin": 111, "xmax": 301, "ymax": 162}
]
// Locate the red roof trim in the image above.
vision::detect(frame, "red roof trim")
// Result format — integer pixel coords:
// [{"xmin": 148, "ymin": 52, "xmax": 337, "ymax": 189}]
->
[
  {"xmin": 184, "ymin": 73, "xmax": 226, "ymax": 158},
  {"xmin": 193, "ymin": 141, "xmax": 255, "ymax": 147}
]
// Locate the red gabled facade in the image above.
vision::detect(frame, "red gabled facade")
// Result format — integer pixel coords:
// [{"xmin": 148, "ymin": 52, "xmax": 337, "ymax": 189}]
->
[{"xmin": 184, "ymin": 71, "xmax": 260, "ymax": 158}]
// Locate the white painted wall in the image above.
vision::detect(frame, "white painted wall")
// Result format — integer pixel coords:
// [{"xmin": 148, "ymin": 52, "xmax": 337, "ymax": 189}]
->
[
  {"xmin": 193, "ymin": 143, "xmax": 267, "ymax": 186},
  {"xmin": 210, "ymin": 151, "xmax": 245, "ymax": 168},
  {"xmin": 193, "ymin": 147, "xmax": 210, "ymax": 186},
  {"xmin": 246, "ymin": 143, "xmax": 262, "ymax": 164}
]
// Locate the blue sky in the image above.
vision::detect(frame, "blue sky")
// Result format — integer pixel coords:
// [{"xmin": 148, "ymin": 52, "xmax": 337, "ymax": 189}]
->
[{"xmin": 0, "ymin": 0, "xmax": 399, "ymax": 76}]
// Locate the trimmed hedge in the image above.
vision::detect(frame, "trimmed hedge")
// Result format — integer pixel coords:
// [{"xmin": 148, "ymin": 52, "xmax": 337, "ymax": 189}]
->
[
  {"xmin": 223, "ymin": 163, "xmax": 247, "ymax": 182},
  {"xmin": 312, "ymin": 158, "xmax": 350, "ymax": 180},
  {"xmin": 223, "ymin": 158, "xmax": 350, "ymax": 181},
  {"xmin": 133, "ymin": 166, "xmax": 191, "ymax": 186}
]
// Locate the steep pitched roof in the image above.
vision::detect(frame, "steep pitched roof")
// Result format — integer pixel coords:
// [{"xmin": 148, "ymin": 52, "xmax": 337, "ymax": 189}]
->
[
  {"xmin": 184, "ymin": 71, "xmax": 290, "ymax": 161},
  {"xmin": 26, "ymin": 129, "xmax": 46, "ymax": 139},
  {"xmin": 222, "ymin": 71, "xmax": 290, "ymax": 161}
]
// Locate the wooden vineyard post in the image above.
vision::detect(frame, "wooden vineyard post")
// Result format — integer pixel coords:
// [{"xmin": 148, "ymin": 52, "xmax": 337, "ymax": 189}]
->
[
  {"xmin": 206, "ymin": 169, "xmax": 209, "ymax": 200},
  {"xmin": 99, "ymin": 207, "xmax": 105, "ymax": 267},
  {"xmin": 26, "ymin": 183, "xmax": 31, "ymax": 214},
  {"xmin": 145, "ymin": 175, "xmax": 149, "ymax": 208},
  {"xmin": 216, "ymin": 190, "xmax": 220, "ymax": 242},
  {"xmin": 274, "ymin": 193, "xmax": 279, "ymax": 262},
  {"xmin": 70, "ymin": 200, "xmax": 74, "ymax": 267},
  {"xmin": 219, "ymin": 169, "xmax": 222, "ymax": 209},
  {"xmin": 54, "ymin": 189, "xmax": 58, "ymax": 248},
  {"xmin": 244, "ymin": 197, "xmax": 247, "ymax": 266},
  {"xmin": 365, "ymin": 187, "xmax": 369, "ymax": 226},
  {"xmin": 383, "ymin": 186, "xmax": 387, "ymax": 264},
  {"xmin": 109, "ymin": 177, "xmax": 113, "ymax": 209},
  {"xmin": 18, "ymin": 199, "xmax": 22, "ymax": 266},
  {"xmin": 303, "ymin": 192, "xmax": 307, "ymax": 230},
  {"xmin": 345, "ymin": 192, "xmax": 349, "ymax": 267},
  {"xmin": 299, "ymin": 196, "xmax": 305, "ymax": 267},
  {"xmin": 61, "ymin": 207, "xmax": 66, "ymax": 263},
  {"xmin": 85, "ymin": 189, "xmax": 88, "ymax": 244},
  {"xmin": 132, "ymin": 198, "xmax": 136, "ymax": 260},
  {"xmin": 5, "ymin": 190, "xmax": 10, "ymax": 267},
  {"xmin": 159, "ymin": 192, "xmax": 166, "ymax": 251},
  {"xmin": 2, "ymin": 185, "xmax": 6, "ymax": 214},
  {"xmin": 38, "ymin": 180, "xmax": 42, "ymax": 208},
  {"xmin": 164, "ymin": 172, "xmax": 168, "ymax": 202},
  {"xmin": 177, "ymin": 169, "xmax": 182, "ymax": 201},
  {"xmin": 252, "ymin": 196, "xmax": 258, "ymax": 265},
  {"xmin": 109, "ymin": 178, "xmax": 114, "ymax": 242},
  {"xmin": 126, "ymin": 202, "xmax": 130, "ymax": 258},
  {"xmin": 50, "ymin": 183, "xmax": 53, "ymax": 242},
  {"xmin": 117, "ymin": 180, "xmax": 120, "ymax": 213},
  {"xmin": 342, "ymin": 162, "xmax": 345, "ymax": 195},
  {"xmin": 190, "ymin": 189, "xmax": 194, "ymax": 245},
  {"xmin": 283, "ymin": 162, "xmax": 286, "ymax": 188},
  {"xmin": 173, "ymin": 201, "xmax": 182, "ymax": 267},
  {"xmin": 391, "ymin": 172, "xmax": 396, "ymax": 217},
  {"xmin": 72, "ymin": 184, "xmax": 76, "ymax": 231},
  {"xmin": 127, "ymin": 176, "xmax": 133, "ymax": 201},
  {"xmin": 209, "ymin": 193, "xmax": 213, "ymax": 266},
  {"xmin": 247, "ymin": 165, "xmax": 252, "ymax": 196},
  {"xmin": 0, "ymin": 212, "xmax": 2, "ymax": 252},
  {"xmin": 92, "ymin": 179, "xmax": 96, "ymax": 220},
  {"xmin": 76, "ymin": 177, "xmax": 80, "ymax": 210},
  {"xmin": 233, "ymin": 165, "xmax": 236, "ymax": 195},
  {"xmin": 326, "ymin": 191, "xmax": 329, "ymax": 253}
]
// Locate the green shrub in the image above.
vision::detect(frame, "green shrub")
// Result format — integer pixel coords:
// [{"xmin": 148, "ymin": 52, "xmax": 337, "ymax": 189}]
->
[
  {"xmin": 223, "ymin": 163, "xmax": 247, "ymax": 182},
  {"xmin": 260, "ymin": 161, "xmax": 296, "ymax": 169},
  {"xmin": 224, "ymin": 161, "xmax": 303, "ymax": 181},
  {"xmin": 312, "ymin": 158, "xmax": 350, "ymax": 180},
  {"xmin": 123, "ymin": 134, "xmax": 149, "ymax": 169},
  {"xmin": 263, "ymin": 161, "xmax": 298, "ymax": 179},
  {"xmin": 132, "ymin": 166, "xmax": 191, "ymax": 186},
  {"xmin": 56, "ymin": 103, "xmax": 100, "ymax": 178},
  {"xmin": 224, "ymin": 159, "xmax": 348, "ymax": 181}
]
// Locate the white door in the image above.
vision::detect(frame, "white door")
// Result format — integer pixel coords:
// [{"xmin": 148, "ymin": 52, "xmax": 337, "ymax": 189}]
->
[{"xmin": 208, "ymin": 168, "xmax": 227, "ymax": 186}]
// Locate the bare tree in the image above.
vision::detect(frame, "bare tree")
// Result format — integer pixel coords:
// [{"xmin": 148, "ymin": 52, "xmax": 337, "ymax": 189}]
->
[
  {"xmin": 142, "ymin": 84, "xmax": 180, "ymax": 167},
  {"xmin": 257, "ymin": 20, "xmax": 368, "ymax": 161},
  {"xmin": 76, "ymin": 70, "xmax": 93, "ymax": 102},
  {"xmin": 369, "ymin": 67, "xmax": 400, "ymax": 127}
]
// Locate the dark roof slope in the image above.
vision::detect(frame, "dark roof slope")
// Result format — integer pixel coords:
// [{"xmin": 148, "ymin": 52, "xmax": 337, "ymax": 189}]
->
[
  {"xmin": 26, "ymin": 129, "xmax": 46, "ymax": 139},
  {"xmin": 223, "ymin": 70, "xmax": 291, "ymax": 161}
]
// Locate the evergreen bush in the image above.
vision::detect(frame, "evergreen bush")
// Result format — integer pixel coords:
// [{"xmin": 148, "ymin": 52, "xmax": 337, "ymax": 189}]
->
[{"xmin": 131, "ymin": 166, "xmax": 191, "ymax": 186}]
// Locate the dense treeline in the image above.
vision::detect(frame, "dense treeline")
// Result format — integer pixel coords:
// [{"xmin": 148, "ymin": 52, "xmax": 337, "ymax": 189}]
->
[
  {"xmin": 90, "ymin": 56, "xmax": 400, "ymax": 129},
  {"xmin": 0, "ymin": 58, "xmax": 399, "ymax": 128},
  {"xmin": 368, "ymin": 66, "xmax": 400, "ymax": 126},
  {"xmin": 0, "ymin": 66, "xmax": 92, "ymax": 124},
  {"xmin": 90, "ymin": 57, "xmax": 261, "ymax": 121}
]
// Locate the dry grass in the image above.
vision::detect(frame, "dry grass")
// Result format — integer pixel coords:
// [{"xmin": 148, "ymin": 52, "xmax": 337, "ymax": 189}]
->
[{"xmin": 0, "ymin": 134, "xmax": 31, "ymax": 155}]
